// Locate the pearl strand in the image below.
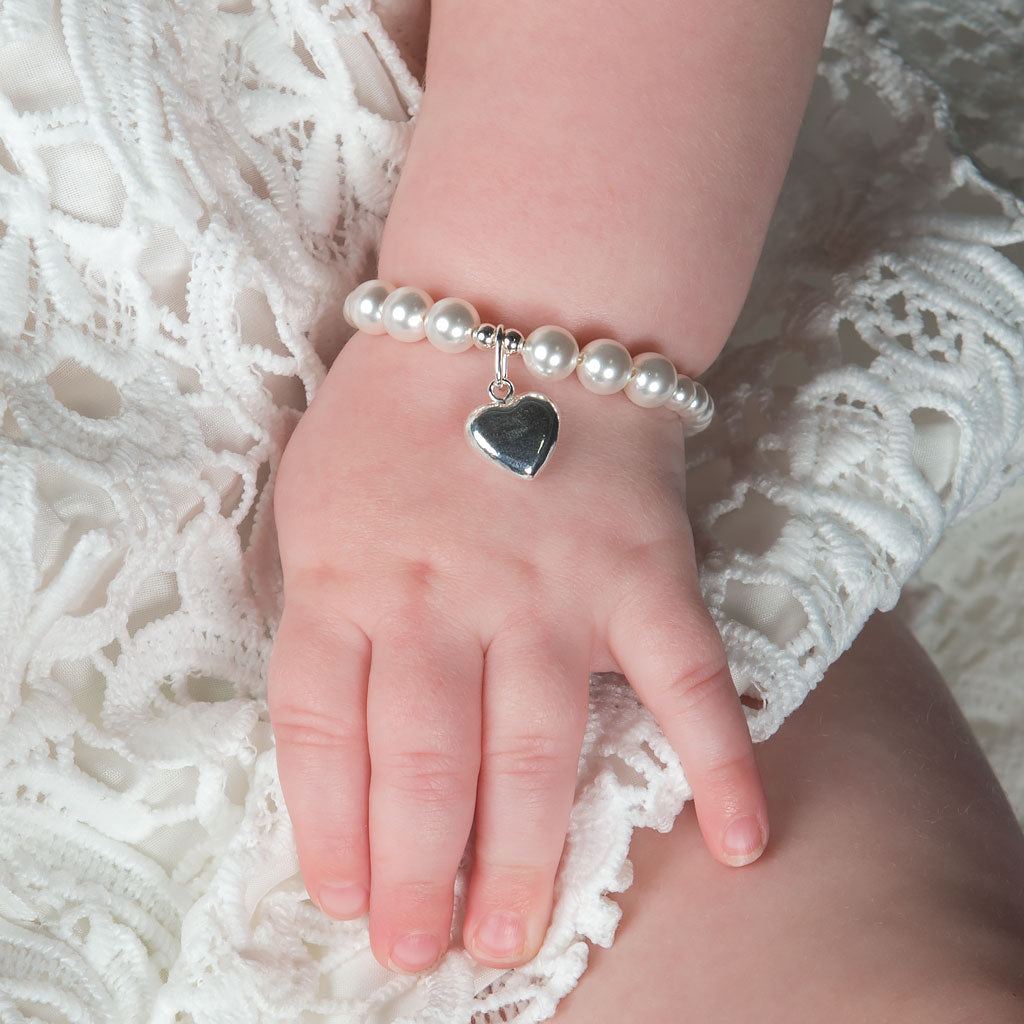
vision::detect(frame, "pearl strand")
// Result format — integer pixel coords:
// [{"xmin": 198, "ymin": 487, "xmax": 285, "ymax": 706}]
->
[{"xmin": 343, "ymin": 280, "xmax": 715, "ymax": 435}]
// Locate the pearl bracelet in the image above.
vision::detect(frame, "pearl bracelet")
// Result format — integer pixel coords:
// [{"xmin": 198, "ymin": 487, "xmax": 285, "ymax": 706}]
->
[{"xmin": 343, "ymin": 279, "xmax": 714, "ymax": 479}]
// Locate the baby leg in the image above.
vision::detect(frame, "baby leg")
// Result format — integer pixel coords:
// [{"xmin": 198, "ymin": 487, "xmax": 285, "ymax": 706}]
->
[{"xmin": 554, "ymin": 612, "xmax": 1024, "ymax": 1023}]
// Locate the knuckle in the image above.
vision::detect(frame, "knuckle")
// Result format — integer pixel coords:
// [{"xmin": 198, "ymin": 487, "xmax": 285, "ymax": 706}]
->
[
  {"xmin": 387, "ymin": 556, "xmax": 470, "ymax": 620},
  {"xmin": 492, "ymin": 553, "xmax": 543, "ymax": 593},
  {"xmin": 285, "ymin": 566, "xmax": 350, "ymax": 602},
  {"xmin": 269, "ymin": 703, "xmax": 363, "ymax": 751},
  {"xmin": 699, "ymin": 749, "xmax": 756, "ymax": 793},
  {"xmin": 388, "ymin": 878, "xmax": 450, "ymax": 903},
  {"xmin": 373, "ymin": 878, "xmax": 454, "ymax": 920},
  {"xmin": 306, "ymin": 828, "xmax": 368, "ymax": 866},
  {"xmin": 485, "ymin": 734, "xmax": 575, "ymax": 782},
  {"xmin": 482, "ymin": 735, "xmax": 576, "ymax": 812},
  {"xmin": 469, "ymin": 860, "xmax": 549, "ymax": 904},
  {"xmin": 269, "ymin": 608, "xmax": 369, "ymax": 689},
  {"xmin": 378, "ymin": 749, "xmax": 474, "ymax": 805},
  {"xmin": 615, "ymin": 537, "xmax": 689, "ymax": 601},
  {"xmin": 377, "ymin": 576, "xmax": 471, "ymax": 646},
  {"xmin": 393, "ymin": 558, "xmax": 442, "ymax": 603},
  {"xmin": 663, "ymin": 660, "xmax": 734, "ymax": 720}
]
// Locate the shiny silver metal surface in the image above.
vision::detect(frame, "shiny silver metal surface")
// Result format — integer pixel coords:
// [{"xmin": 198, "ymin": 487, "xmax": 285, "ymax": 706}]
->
[{"xmin": 465, "ymin": 392, "xmax": 559, "ymax": 478}]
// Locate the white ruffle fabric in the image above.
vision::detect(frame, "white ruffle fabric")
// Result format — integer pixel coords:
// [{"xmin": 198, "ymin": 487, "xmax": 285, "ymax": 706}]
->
[{"xmin": 0, "ymin": 0, "xmax": 1021, "ymax": 1021}]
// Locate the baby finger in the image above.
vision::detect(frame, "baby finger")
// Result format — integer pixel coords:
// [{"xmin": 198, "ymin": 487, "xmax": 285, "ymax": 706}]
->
[
  {"xmin": 366, "ymin": 616, "xmax": 483, "ymax": 973},
  {"xmin": 464, "ymin": 621, "xmax": 590, "ymax": 967},
  {"xmin": 606, "ymin": 558, "xmax": 769, "ymax": 867},
  {"xmin": 268, "ymin": 599, "xmax": 372, "ymax": 919}
]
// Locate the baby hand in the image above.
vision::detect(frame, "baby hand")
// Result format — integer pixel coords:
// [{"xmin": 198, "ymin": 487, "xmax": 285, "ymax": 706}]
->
[{"xmin": 269, "ymin": 330, "xmax": 767, "ymax": 973}]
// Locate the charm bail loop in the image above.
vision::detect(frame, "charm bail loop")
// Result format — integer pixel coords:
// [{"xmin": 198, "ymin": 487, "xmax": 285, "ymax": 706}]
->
[{"xmin": 490, "ymin": 324, "xmax": 514, "ymax": 402}]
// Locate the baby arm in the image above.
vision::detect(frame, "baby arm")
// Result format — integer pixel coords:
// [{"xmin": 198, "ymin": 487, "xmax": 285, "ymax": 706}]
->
[{"xmin": 269, "ymin": 0, "xmax": 832, "ymax": 974}]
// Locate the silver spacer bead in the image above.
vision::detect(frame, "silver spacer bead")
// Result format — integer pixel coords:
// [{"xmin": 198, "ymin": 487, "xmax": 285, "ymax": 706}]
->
[
  {"xmin": 474, "ymin": 323, "xmax": 498, "ymax": 349},
  {"xmin": 474, "ymin": 323, "xmax": 524, "ymax": 353},
  {"xmin": 504, "ymin": 329, "xmax": 525, "ymax": 353}
]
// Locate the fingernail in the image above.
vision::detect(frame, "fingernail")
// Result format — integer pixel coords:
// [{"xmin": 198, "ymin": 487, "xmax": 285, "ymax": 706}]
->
[
  {"xmin": 318, "ymin": 882, "xmax": 368, "ymax": 919},
  {"xmin": 722, "ymin": 816, "xmax": 767, "ymax": 867},
  {"xmin": 472, "ymin": 911, "xmax": 526, "ymax": 961},
  {"xmin": 389, "ymin": 932, "xmax": 441, "ymax": 973}
]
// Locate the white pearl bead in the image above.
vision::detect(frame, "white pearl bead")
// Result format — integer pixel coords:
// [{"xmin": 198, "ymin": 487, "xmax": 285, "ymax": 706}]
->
[
  {"xmin": 424, "ymin": 296, "xmax": 480, "ymax": 353},
  {"xmin": 344, "ymin": 279, "xmax": 393, "ymax": 334},
  {"xmin": 523, "ymin": 325, "xmax": 579, "ymax": 381},
  {"xmin": 625, "ymin": 353, "xmax": 678, "ymax": 408},
  {"xmin": 667, "ymin": 377, "xmax": 714, "ymax": 433},
  {"xmin": 683, "ymin": 383, "xmax": 715, "ymax": 435},
  {"xmin": 381, "ymin": 285, "xmax": 433, "ymax": 342},
  {"xmin": 665, "ymin": 376, "xmax": 699, "ymax": 415},
  {"xmin": 576, "ymin": 338, "xmax": 633, "ymax": 395}
]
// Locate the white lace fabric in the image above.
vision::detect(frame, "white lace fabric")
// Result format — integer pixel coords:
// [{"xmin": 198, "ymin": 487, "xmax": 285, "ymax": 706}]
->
[{"xmin": 0, "ymin": 1, "xmax": 1022, "ymax": 1021}]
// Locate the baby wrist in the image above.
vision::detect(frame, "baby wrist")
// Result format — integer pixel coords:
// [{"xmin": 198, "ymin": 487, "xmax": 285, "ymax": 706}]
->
[{"xmin": 344, "ymin": 279, "xmax": 714, "ymax": 480}]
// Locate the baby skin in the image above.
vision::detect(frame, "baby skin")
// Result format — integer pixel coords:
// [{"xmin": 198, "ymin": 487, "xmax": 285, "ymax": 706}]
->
[{"xmin": 270, "ymin": 0, "xmax": 834, "ymax": 973}]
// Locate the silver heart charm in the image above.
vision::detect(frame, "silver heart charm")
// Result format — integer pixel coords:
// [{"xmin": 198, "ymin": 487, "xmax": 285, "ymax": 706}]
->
[{"xmin": 465, "ymin": 392, "xmax": 559, "ymax": 479}]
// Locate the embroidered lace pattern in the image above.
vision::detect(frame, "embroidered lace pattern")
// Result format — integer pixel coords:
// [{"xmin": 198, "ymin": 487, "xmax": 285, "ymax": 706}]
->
[{"xmin": 0, "ymin": 0, "xmax": 1021, "ymax": 1021}]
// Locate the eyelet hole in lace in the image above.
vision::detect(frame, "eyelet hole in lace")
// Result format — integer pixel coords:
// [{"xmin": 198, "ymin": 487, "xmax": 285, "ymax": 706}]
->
[
  {"xmin": 910, "ymin": 407, "xmax": 960, "ymax": 499},
  {"xmin": 125, "ymin": 572, "xmax": 182, "ymax": 637},
  {"xmin": 723, "ymin": 580, "xmax": 808, "ymax": 647},
  {"xmin": 47, "ymin": 359, "xmax": 122, "ymax": 419},
  {"xmin": 740, "ymin": 691, "xmax": 768, "ymax": 711},
  {"xmin": 40, "ymin": 143, "xmax": 125, "ymax": 227},
  {"xmin": 712, "ymin": 489, "xmax": 790, "ymax": 558}
]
